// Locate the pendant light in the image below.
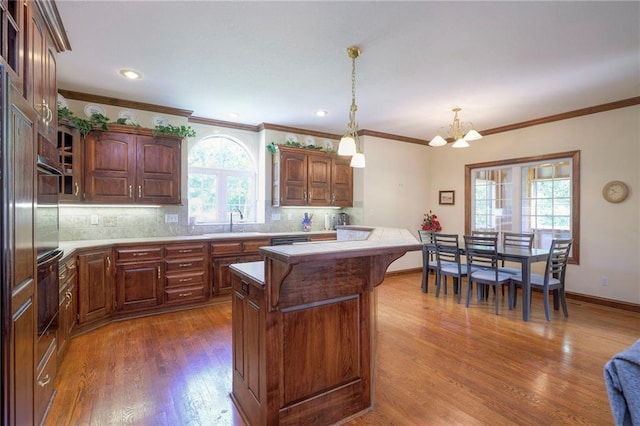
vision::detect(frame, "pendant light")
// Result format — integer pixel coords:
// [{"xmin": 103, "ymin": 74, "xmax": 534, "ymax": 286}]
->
[
  {"xmin": 337, "ymin": 46, "xmax": 365, "ymax": 168},
  {"xmin": 429, "ymin": 108, "xmax": 482, "ymax": 148}
]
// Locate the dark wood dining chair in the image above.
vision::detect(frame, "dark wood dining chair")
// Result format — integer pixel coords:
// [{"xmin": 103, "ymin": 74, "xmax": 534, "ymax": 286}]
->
[
  {"xmin": 433, "ymin": 233, "xmax": 466, "ymax": 302},
  {"xmin": 418, "ymin": 230, "xmax": 438, "ymax": 293},
  {"xmin": 463, "ymin": 235, "xmax": 514, "ymax": 315},
  {"xmin": 510, "ymin": 239, "xmax": 573, "ymax": 321}
]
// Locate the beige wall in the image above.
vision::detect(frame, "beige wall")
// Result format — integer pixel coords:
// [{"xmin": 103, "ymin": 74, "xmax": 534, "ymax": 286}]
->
[{"xmin": 359, "ymin": 106, "xmax": 640, "ymax": 302}]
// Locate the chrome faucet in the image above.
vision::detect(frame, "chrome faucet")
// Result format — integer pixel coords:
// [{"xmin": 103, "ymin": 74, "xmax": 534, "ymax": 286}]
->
[{"xmin": 229, "ymin": 208, "xmax": 244, "ymax": 232}]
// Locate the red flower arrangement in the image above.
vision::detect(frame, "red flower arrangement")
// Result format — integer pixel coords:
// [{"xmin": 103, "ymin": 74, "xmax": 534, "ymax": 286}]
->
[{"xmin": 421, "ymin": 210, "xmax": 442, "ymax": 232}]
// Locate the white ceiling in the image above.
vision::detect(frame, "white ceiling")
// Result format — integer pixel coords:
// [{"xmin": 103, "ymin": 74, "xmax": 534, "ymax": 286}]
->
[{"xmin": 55, "ymin": 1, "xmax": 639, "ymax": 141}]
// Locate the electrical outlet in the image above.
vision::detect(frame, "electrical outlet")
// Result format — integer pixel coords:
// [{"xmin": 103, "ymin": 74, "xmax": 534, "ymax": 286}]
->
[
  {"xmin": 165, "ymin": 214, "xmax": 179, "ymax": 223},
  {"xmin": 601, "ymin": 276, "xmax": 609, "ymax": 287},
  {"xmin": 271, "ymin": 213, "xmax": 281, "ymax": 221},
  {"xmin": 90, "ymin": 215, "xmax": 99, "ymax": 225}
]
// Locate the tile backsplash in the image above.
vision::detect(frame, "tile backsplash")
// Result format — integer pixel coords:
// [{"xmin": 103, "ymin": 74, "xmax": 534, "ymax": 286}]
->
[{"xmin": 60, "ymin": 204, "xmax": 362, "ymax": 241}]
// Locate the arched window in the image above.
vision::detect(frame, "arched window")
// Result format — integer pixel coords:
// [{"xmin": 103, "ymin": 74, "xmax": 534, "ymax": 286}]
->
[{"xmin": 188, "ymin": 136, "xmax": 257, "ymax": 224}]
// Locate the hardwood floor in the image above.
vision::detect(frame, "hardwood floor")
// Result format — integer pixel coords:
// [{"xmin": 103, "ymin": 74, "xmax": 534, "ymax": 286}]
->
[{"xmin": 45, "ymin": 272, "xmax": 639, "ymax": 425}]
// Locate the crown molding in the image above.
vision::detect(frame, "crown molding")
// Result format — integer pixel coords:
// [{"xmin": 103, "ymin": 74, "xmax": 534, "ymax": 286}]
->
[
  {"xmin": 58, "ymin": 90, "xmax": 194, "ymax": 117},
  {"xmin": 59, "ymin": 90, "xmax": 639, "ymax": 143},
  {"xmin": 35, "ymin": 0, "xmax": 71, "ymax": 52}
]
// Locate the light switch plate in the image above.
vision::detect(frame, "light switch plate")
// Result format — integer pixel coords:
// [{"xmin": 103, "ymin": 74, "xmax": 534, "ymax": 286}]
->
[
  {"xmin": 165, "ymin": 214, "xmax": 179, "ymax": 223},
  {"xmin": 271, "ymin": 213, "xmax": 281, "ymax": 221}
]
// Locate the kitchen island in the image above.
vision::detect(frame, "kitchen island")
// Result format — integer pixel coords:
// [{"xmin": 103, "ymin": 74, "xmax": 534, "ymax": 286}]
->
[{"xmin": 229, "ymin": 227, "xmax": 421, "ymax": 425}]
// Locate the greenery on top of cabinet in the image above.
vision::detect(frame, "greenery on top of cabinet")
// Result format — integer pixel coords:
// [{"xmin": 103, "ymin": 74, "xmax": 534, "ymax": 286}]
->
[{"xmin": 58, "ymin": 107, "xmax": 196, "ymax": 138}]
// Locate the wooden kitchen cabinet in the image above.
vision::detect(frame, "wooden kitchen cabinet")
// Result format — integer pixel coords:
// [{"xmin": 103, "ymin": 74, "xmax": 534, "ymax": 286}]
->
[
  {"xmin": 115, "ymin": 246, "xmax": 163, "ymax": 312},
  {"xmin": 77, "ymin": 249, "xmax": 113, "ymax": 325},
  {"xmin": 272, "ymin": 145, "xmax": 352, "ymax": 207},
  {"xmin": 164, "ymin": 242, "xmax": 209, "ymax": 305},
  {"xmin": 83, "ymin": 129, "xmax": 181, "ymax": 204},
  {"xmin": 57, "ymin": 123, "xmax": 82, "ymax": 202},
  {"xmin": 58, "ymin": 255, "xmax": 77, "ymax": 361},
  {"xmin": 211, "ymin": 239, "xmax": 268, "ymax": 296},
  {"xmin": 29, "ymin": 5, "xmax": 57, "ymax": 142}
]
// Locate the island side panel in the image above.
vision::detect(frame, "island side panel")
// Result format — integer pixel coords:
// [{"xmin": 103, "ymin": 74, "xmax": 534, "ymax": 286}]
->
[{"xmin": 266, "ymin": 256, "xmax": 374, "ymax": 426}]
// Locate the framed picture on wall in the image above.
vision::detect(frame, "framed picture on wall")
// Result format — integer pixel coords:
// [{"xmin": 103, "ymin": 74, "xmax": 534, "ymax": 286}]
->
[{"xmin": 439, "ymin": 190, "xmax": 455, "ymax": 205}]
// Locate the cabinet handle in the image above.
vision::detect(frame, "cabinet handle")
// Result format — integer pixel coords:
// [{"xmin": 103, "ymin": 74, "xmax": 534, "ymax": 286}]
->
[
  {"xmin": 157, "ymin": 266, "xmax": 161, "ymax": 279},
  {"xmin": 128, "ymin": 185, "xmax": 133, "ymax": 198},
  {"xmin": 179, "ymin": 277, "xmax": 192, "ymax": 283},
  {"xmin": 179, "ymin": 263, "xmax": 193, "ymax": 268},
  {"xmin": 178, "ymin": 249, "xmax": 193, "ymax": 253},
  {"xmin": 332, "ymin": 193, "xmax": 336, "ymax": 204},
  {"xmin": 133, "ymin": 252, "xmax": 149, "ymax": 257},
  {"xmin": 138, "ymin": 185, "xmax": 142, "ymax": 198},
  {"xmin": 179, "ymin": 292, "xmax": 193, "ymax": 297},
  {"xmin": 106, "ymin": 256, "xmax": 111, "ymax": 270},
  {"xmin": 74, "ymin": 182, "xmax": 79, "ymax": 196},
  {"xmin": 65, "ymin": 291, "xmax": 72, "ymax": 309},
  {"xmin": 37, "ymin": 374, "xmax": 51, "ymax": 387},
  {"xmin": 59, "ymin": 270, "xmax": 67, "ymax": 281},
  {"xmin": 303, "ymin": 191, "xmax": 307, "ymax": 201},
  {"xmin": 46, "ymin": 104, "xmax": 53, "ymax": 125},
  {"xmin": 69, "ymin": 262, "xmax": 77, "ymax": 270}
]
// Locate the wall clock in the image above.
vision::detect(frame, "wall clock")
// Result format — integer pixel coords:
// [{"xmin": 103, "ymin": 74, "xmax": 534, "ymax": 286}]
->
[{"xmin": 602, "ymin": 180, "xmax": 629, "ymax": 203}]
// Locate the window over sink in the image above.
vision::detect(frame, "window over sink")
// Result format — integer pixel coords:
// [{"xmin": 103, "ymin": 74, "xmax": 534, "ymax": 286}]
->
[{"xmin": 188, "ymin": 135, "xmax": 258, "ymax": 224}]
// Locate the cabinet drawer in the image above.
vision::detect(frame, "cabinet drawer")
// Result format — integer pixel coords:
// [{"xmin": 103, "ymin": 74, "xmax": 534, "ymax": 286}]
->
[
  {"xmin": 211, "ymin": 241, "xmax": 243, "ymax": 255},
  {"xmin": 165, "ymin": 271, "xmax": 206, "ymax": 288},
  {"xmin": 165, "ymin": 285, "xmax": 207, "ymax": 303},
  {"xmin": 243, "ymin": 239, "xmax": 271, "ymax": 254},
  {"xmin": 116, "ymin": 246, "xmax": 163, "ymax": 261},
  {"xmin": 165, "ymin": 243, "xmax": 207, "ymax": 258},
  {"xmin": 35, "ymin": 344, "xmax": 57, "ymax": 425},
  {"xmin": 165, "ymin": 257, "xmax": 205, "ymax": 273}
]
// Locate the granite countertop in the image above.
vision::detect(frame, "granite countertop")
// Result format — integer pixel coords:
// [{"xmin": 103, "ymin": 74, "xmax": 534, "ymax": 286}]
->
[
  {"xmin": 58, "ymin": 230, "xmax": 336, "ymax": 258},
  {"xmin": 260, "ymin": 227, "xmax": 421, "ymax": 264}
]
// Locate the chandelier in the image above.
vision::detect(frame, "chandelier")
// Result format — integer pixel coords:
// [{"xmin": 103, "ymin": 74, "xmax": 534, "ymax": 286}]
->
[
  {"xmin": 337, "ymin": 46, "xmax": 365, "ymax": 168},
  {"xmin": 429, "ymin": 107, "xmax": 482, "ymax": 148}
]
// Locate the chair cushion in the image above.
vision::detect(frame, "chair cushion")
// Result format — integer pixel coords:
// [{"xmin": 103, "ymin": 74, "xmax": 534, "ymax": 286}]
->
[
  {"xmin": 440, "ymin": 264, "xmax": 468, "ymax": 275},
  {"xmin": 499, "ymin": 266, "xmax": 521, "ymax": 275},
  {"xmin": 511, "ymin": 273, "xmax": 561, "ymax": 287},
  {"xmin": 470, "ymin": 269, "xmax": 512, "ymax": 283}
]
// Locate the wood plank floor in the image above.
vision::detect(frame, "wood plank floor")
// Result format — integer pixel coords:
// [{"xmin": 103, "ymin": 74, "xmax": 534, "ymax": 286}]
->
[{"xmin": 45, "ymin": 272, "xmax": 639, "ymax": 425}]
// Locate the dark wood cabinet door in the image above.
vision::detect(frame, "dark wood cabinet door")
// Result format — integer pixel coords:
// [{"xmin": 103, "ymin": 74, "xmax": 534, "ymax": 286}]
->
[
  {"xmin": 279, "ymin": 150, "xmax": 307, "ymax": 206},
  {"xmin": 115, "ymin": 261, "xmax": 163, "ymax": 312},
  {"xmin": 307, "ymin": 153, "xmax": 332, "ymax": 206},
  {"xmin": 331, "ymin": 156, "xmax": 353, "ymax": 207},
  {"xmin": 78, "ymin": 250, "xmax": 113, "ymax": 324},
  {"xmin": 7, "ymin": 80, "xmax": 37, "ymax": 425},
  {"xmin": 136, "ymin": 136, "xmax": 181, "ymax": 204},
  {"xmin": 83, "ymin": 131, "xmax": 136, "ymax": 202},
  {"xmin": 29, "ymin": 8, "xmax": 56, "ymax": 141},
  {"xmin": 213, "ymin": 256, "xmax": 237, "ymax": 296}
]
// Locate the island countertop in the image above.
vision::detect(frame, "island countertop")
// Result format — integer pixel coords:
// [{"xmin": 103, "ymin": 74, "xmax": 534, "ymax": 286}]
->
[{"xmin": 259, "ymin": 226, "xmax": 421, "ymax": 264}]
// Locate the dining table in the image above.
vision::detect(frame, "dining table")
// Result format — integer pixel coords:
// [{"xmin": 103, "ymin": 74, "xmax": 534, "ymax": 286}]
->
[
  {"xmin": 498, "ymin": 246, "xmax": 550, "ymax": 321},
  {"xmin": 423, "ymin": 240, "xmax": 550, "ymax": 321}
]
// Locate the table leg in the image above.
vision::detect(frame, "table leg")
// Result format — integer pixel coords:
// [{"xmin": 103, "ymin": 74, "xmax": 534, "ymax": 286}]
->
[{"xmin": 521, "ymin": 259, "xmax": 531, "ymax": 321}]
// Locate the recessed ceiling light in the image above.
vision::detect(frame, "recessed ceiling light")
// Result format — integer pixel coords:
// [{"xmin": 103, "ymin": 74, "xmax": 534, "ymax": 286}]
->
[
  {"xmin": 315, "ymin": 110, "xmax": 328, "ymax": 117},
  {"xmin": 119, "ymin": 69, "xmax": 142, "ymax": 80}
]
